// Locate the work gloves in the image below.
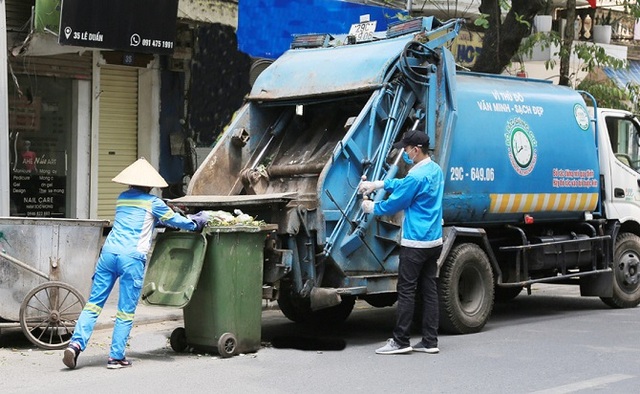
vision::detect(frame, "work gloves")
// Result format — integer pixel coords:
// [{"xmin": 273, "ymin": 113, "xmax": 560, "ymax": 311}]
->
[
  {"xmin": 361, "ymin": 199, "xmax": 374, "ymax": 214},
  {"xmin": 358, "ymin": 180, "xmax": 384, "ymax": 196},
  {"xmin": 187, "ymin": 211, "xmax": 210, "ymax": 231},
  {"xmin": 358, "ymin": 176, "xmax": 382, "ymax": 214}
]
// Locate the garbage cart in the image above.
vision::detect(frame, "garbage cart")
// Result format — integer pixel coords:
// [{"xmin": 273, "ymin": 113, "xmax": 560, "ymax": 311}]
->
[
  {"xmin": 142, "ymin": 224, "xmax": 276, "ymax": 357},
  {"xmin": 0, "ymin": 217, "xmax": 108, "ymax": 349}
]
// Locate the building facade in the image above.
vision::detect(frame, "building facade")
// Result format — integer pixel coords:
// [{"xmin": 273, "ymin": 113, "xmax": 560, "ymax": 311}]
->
[{"xmin": 1, "ymin": 0, "xmax": 244, "ymax": 220}]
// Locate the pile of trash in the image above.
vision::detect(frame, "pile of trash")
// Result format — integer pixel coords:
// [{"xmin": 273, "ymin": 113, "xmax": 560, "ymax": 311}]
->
[{"xmin": 204, "ymin": 209, "xmax": 265, "ymax": 227}]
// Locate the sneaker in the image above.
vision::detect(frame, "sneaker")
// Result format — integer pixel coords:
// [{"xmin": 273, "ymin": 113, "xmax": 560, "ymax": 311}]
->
[
  {"xmin": 412, "ymin": 342, "xmax": 439, "ymax": 354},
  {"xmin": 107, "ymin": 358, "xmax": 133, "ymax": 369},
  {"xmin": 375, "ymin": 338, "xmax": 412, "ymax": 355},
  {"xmin": 62, "ymin": 342, "xmax": 81, "ymax": 369}
]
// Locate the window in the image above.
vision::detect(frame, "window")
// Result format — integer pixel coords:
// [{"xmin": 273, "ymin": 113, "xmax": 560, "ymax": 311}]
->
[
  {"xmin": 606, "ymin": 116, "xmax": 640, "ymax": 171},
  {"xmin": 8, "ymin": 77, "xmax": 71, "ymax": 217}
]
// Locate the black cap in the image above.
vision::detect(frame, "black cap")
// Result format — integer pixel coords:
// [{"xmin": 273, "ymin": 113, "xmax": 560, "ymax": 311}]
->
[{"xmin": 393, "ymin": 129, "xmax": 430, "ymax": 149}]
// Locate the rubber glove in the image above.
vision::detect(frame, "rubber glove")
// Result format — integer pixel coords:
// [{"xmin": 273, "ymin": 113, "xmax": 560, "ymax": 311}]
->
[
  {"xmin": 358, "ymin": 180, "xmax": 384, "ymax": 195},
  {"xmin": 187, "ymin": 211, "xmax": 210, "ymax": 231},
  {"xmin": 361, "ymin": 199, "xmax": 375, "ymax": 214}
]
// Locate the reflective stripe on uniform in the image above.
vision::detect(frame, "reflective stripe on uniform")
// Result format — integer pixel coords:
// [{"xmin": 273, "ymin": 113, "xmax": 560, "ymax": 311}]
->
[
  {"xmin": 83, "ymin": 302, "xmax": 103, "ymax": 314},
  {"xmin": 115, "ymin": 310, "xmax": 135, "ymax": 321},
  {"xmin": 116, "ymin": 199, "xmax": 153, "ymax": 209}
]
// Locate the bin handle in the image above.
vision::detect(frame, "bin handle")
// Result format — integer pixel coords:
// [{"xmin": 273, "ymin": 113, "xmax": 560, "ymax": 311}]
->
[{"xmin": 141, "ymin": 282, "xmax": 157, "ymax": 300}]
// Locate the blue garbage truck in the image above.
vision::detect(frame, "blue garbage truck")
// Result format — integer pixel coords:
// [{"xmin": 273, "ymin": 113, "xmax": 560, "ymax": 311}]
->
[{"xmin": 176, "ymin": 17, "xmax": 640, "ymax": 334}]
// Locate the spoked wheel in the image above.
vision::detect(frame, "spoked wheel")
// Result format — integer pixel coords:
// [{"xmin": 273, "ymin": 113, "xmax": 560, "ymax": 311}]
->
[
  {"xmin": 217, "ymin": 332, "xmax": 238, "ymax": 358},
  {"xmin": 19, "ymin": 281, "xmax": 86, "ymax": 350}
]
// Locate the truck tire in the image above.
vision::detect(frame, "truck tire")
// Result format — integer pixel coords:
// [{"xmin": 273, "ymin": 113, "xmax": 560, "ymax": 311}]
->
[
  {"xmin": 600, "ymin": 232, "xmax": 640, "ymax": 308},
  {"xmin": 439, "ymin": 243, "xmax": 494, "ymax": 334},
  {"xmin": 362, "ymin": 293, "xmax": 397, "ymax": 308},
  {"xmin": 494, "ymin": 285, "xmax": 523, "ymax": 302},
  {"xmin": 277, "ymin": 281, "xmax": 355, "ymax": 325}
]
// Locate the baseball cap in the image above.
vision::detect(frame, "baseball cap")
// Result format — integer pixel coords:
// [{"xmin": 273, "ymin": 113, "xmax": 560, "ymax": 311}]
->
[{"xmin": 393, "ymin": 129, "xmax": 430, "ymax": 149}]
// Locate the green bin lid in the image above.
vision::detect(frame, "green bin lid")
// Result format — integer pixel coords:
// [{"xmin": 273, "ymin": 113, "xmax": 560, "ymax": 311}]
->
[{"xmin": 141, "ymin": 231, "xmax": 207, "ymax": 308}]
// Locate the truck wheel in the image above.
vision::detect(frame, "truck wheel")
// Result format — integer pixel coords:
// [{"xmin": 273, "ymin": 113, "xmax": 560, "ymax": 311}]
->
[
  {"xmin": 439, "ymin": 243, "xmax": 494, "ymax": 334},
  {"xmin": 277, "ymin": 281, "xmax": 355, "ymax": 324},
  {"xmin": 494, "ymin": 286, "xmax": 523, "ymax": 302},
  {"xmin": 600, "ymin": 232, "xmax": 640, "ymax": 308},
  {"xmin": 362, "ymin": 293, "xmax": 397, "ymax": 308}
]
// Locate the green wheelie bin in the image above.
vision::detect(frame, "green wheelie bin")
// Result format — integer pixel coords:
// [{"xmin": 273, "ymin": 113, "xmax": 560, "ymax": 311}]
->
[{"xmin": 142, "ymin": 225, "xmax": 275, "ymax": 358}]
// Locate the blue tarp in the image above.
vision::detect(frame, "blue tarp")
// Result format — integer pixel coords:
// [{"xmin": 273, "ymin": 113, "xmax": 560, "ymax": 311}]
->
[
  {"xmin": 604, "ymin": 60, "xmax": 640, "ymax": 89},
  {"xmin": 237, "ymin": 0, "xmax": 407, "ymax": 59}
]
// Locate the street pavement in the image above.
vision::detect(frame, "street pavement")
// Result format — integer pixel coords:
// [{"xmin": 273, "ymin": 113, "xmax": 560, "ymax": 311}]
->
[{"xmin": 2, "ymin": 284, "xmax": 640, "ymax": 393}]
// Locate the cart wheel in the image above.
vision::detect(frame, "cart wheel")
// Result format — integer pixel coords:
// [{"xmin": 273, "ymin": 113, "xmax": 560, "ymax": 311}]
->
[
  {"xmin": 217, "ymin": 332, "xmax": 237, "ymax": 358},
  {"xmin": 170, "ymin": 327, "xmax": 188, "ymax": 353},
  {"xmin": 19, "ymin": 281, "xmax": 86, "ymax": 350}
]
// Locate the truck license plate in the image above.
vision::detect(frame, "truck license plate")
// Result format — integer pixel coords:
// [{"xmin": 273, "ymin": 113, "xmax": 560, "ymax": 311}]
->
[{"xmin": 349, "ymin": 21, "xmax": 377, "ymax": 42}]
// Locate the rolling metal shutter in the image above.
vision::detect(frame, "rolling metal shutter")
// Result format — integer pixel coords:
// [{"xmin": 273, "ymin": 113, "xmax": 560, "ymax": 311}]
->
[{"xmin": 97, "ymin": 66, "xmax": 139, "ymax": 219}]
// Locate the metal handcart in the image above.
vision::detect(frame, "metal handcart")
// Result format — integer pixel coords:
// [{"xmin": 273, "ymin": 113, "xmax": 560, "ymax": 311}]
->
[{"xmin": 0, "ymin": 217, "xmax": 108, "ymax": 349}]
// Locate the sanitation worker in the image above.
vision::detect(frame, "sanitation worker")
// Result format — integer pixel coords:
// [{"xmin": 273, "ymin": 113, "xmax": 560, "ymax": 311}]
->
[
  {"xmin": 359, "ymin": 129, "xmax": 444, "ymax": 355},
  {"xmin": 62, "ymin": 158, "xmax": 209, "ymax": 369}
]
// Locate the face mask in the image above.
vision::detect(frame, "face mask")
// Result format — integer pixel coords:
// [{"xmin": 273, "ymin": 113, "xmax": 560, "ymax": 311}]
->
[{"xmin": 402, "ymin": 150, "xmax": 414, "ymax": 165}]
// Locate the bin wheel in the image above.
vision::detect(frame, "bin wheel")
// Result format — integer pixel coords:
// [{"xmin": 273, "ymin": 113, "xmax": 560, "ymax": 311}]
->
[
  {"xmin": 170, "ymin": 327, "xmax": 189, "ymax": 353},
  {"xmin": 19, "ymin": 281, "xmax": 86, "ymax": 350},
  {"xmin": 217, "ymin": 332, "xmax": 237, "ymax": 358}
]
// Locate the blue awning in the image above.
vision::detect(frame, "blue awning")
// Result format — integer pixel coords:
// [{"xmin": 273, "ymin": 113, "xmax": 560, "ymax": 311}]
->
[{"xmin": 604, "ymin": 60, "xmax": 640, "ymax": 89}]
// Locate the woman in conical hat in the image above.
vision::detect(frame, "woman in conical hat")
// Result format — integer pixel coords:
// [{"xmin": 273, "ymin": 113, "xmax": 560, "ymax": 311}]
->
[{"xmin": 63, "ymin": 158, "xmax": 209, "ymax": 370}]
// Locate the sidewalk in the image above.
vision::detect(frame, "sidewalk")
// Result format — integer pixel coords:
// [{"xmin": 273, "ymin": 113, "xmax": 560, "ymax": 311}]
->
[
  {"xmin": 95, "ymin": 282, "xmax": 183, "ymax": 331},
  {"xmin": 95, "ymin": 282, "xmax": 279, "ymax": 331}
]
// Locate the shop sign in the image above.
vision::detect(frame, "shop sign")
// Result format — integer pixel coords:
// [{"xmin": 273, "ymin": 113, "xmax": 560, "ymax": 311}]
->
[
  {"xmin": 451, "ymin": 30, "xmax": 484, "ymax": 68},
  {"xmin": 59, "ymin": 0, "xmax": 179, "ymax": 54},
  {"xmin": 9, "ymin": 93, "xmax": 68, "ymax": 218}
]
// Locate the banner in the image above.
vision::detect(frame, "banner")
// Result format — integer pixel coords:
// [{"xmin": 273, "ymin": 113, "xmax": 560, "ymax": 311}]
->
[{"xmin": 59, "ymin": 0, "xmax": 179, "ymax": 54}]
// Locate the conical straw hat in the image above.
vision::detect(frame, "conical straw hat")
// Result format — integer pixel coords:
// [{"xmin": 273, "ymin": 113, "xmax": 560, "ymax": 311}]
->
[{"xmin": 112, "ymin": 158, "xmax": 168, "ymax": 188}]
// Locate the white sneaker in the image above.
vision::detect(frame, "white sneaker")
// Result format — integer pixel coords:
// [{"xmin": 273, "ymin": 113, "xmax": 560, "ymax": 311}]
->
[
  {"xmin": 375, "ymin": 338, "xmax": 413, "ymax": 355},
  {"xmin": 412, "ymin": 342, "xmax": 439, "ymax": 354}
]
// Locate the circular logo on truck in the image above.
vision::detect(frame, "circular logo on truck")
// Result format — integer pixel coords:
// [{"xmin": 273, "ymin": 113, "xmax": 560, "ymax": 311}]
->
[
  {"xmin": 574, "ymin": 104, "xmax": 590, "ymax": 131},
  {"xmin": 505, "ymin": 118, "xmax": 537, "ymax": 176}
]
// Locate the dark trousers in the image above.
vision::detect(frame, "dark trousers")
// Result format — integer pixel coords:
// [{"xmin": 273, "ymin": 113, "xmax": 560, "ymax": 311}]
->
[{"xmin": 393, "ymin": 245, "xmax": 442, "ymax": 348}]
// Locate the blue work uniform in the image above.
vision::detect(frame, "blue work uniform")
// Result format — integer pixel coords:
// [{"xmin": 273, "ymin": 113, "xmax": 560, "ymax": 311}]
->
[
  {"xmin": 70, "ymin": 188, "xmax": 197, "ymax": 360},
  {"xmin": 373, "ymin": 156, "xmax": 444, "ymax": 348},
  {"xmin": 374, "ymin": 157, "xmax": 444, "ymax": 247}
]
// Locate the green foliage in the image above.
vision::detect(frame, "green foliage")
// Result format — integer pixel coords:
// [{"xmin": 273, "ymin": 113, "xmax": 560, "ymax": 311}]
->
[
  {"xmin": 474, "ymin": 13, "xmax": 490, "ymax": 29},
  {"xmin": 578, "ymin": 79, "xmax": 632, "ymax": 110},
  {"xmin": 618, "ymin": 0, "xmax": 640, "ymax": 19},
  {"xmin": 514, "ymin": 13, "xmax": 530, "ymax": 29},
  {"xmin": 516, "ymin": 31, "xmax": 627, "ymax": 87}
]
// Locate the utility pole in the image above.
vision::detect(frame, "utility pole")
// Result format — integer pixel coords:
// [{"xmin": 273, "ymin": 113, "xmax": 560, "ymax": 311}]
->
[{"xmin": 0, "ymin": 0, "xmax": 10, "ymax": 215}]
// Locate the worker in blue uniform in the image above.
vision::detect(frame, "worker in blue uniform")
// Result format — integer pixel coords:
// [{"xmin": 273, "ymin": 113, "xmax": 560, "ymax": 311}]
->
[
  {"xmin": 63, "ymin": 158, "xmax": 209, "ymax": 370},
  {"xmin": 359, "ymin": 129, "xmax": 444, "ymax": 355}
]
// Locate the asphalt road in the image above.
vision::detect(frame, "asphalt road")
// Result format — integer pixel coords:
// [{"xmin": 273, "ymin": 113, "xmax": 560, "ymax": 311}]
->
[{"xmin": 1, "ymin": 285, "xmax": 639, "ymax": 394}]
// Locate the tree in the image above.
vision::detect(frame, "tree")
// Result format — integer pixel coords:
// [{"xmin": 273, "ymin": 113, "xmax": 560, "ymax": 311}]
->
[
  {"xmin": 559, "ymin": 0, "xmax": 576, "ymax": 86},
  {"xmin": 472, "ymin": 0, "xmax": 546, "ymax": 73}
]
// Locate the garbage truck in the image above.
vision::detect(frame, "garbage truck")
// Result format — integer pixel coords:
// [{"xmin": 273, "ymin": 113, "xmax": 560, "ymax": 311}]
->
[{"xmin": 174, "ymin": 17, "xmax": 640, "ymax": 334}]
